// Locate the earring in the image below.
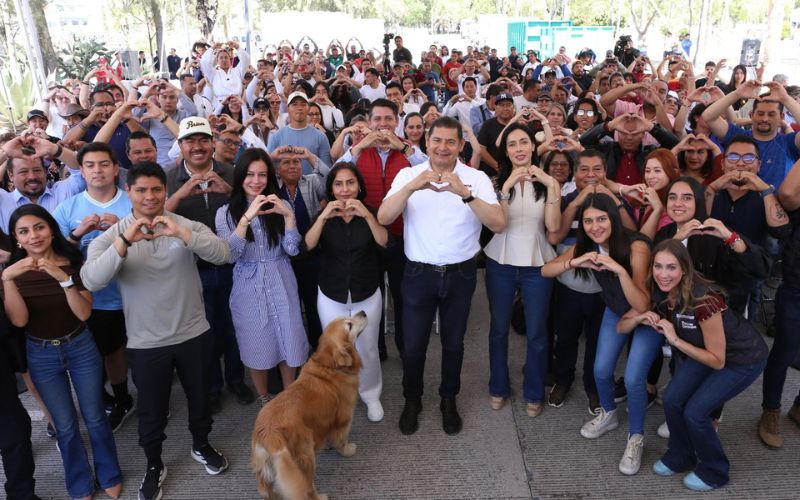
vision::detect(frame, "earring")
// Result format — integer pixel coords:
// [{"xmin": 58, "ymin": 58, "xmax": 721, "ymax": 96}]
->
[{"xmin": 16, "ymin": 242, "xmax": 21, "ymax": 248}]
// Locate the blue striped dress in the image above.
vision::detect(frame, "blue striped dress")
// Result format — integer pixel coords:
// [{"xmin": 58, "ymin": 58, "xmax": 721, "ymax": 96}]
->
[{"xmin": 215, "ymin": 204, "xmax": 309, "ymax": 369}]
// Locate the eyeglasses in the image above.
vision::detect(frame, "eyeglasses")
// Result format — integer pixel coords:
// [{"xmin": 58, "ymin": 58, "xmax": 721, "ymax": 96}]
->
[
  {"xmin": 725, "ymin": 152, "xmax": 758, "ymax": 164},
  {"xmin": 549, "ymin": 161, "xmax": 570, "ymax": 167},
  {"xmin": 92, "ymin": 102, "xmax": 115, "ymax": 109},
  {"xmin": 221, "ymin": 139, "xmax": 242, "ymax": 148},
  {"xmin": 575, "ymin": 109, "xmax": 595, "ymax": 117}
]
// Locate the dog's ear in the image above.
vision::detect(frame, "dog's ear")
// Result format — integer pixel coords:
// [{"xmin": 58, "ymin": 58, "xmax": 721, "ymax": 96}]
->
[{"xmin": 333, "ymin": 346, "xmax": 353, "ymax": 368}]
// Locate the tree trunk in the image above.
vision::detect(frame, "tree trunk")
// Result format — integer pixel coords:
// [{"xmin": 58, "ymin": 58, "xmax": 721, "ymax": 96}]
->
[
  {"xmin": 149, "ymin": 0, "xmax": 164, "ymax": 71},
  {"xmin": 28, "ymin": 0, "xmax": 57, "ymax": 73},
  {"xmin": 763, "ymin": 0, "xmax": 785, "ymax": 68},
  {"xmin": 196, "ymin": 0, "xmax": 218, "ymax": 40}
]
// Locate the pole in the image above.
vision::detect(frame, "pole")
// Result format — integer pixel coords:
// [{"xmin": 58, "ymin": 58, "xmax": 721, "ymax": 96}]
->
[
  {"xmin": 11, "ymin": 0, "xmax": 48, "ymax": 99},
  {"xmin": 179, "ymin": 0, "xmax": 191, "ymax": 51},
  {"xmin": 244, "ymin": 0, "xmax": 252, "ymax": 56}
]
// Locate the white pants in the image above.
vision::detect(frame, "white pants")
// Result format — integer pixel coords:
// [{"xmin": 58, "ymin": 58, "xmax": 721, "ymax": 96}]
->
[{"xmin": 317, "ymin": 288, "xmax": 383, "ymax": 405}]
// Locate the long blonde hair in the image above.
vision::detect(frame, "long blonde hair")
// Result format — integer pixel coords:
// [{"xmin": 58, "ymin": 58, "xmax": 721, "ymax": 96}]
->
[{"xmin": 649, "ymin": 239, "xmax": 722, "ymax": 314}]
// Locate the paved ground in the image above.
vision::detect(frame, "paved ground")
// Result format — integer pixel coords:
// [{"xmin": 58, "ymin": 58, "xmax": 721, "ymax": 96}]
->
[{"xmin": 8, "ymin": 270, "xmax": 800, "ymax": 499}]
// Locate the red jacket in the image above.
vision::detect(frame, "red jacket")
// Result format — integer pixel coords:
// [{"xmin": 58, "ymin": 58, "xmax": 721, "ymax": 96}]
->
[{"xmin": 356, "ymin": 148, "xmax": 409, "ymax": 236}]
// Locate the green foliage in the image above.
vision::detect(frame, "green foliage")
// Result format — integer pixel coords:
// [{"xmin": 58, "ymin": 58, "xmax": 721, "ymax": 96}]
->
[
  {"xmin": 56, "ymin": 37, "xmax": 115, "ymax": 80},
  {"xmin": 0, "ymin": 68, "xmax": 37, "ymax": 132}
]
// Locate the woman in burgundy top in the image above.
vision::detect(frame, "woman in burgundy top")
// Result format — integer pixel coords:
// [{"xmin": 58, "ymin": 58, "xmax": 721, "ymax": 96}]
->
[{"xmin": 1, "ymin": 205, "xmax": 121, "ymax": 500}]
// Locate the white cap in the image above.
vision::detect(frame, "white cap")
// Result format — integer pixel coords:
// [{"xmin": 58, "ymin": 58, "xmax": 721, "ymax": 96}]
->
[
  {"xmin": 177, "ymin": 117, "xmax": 213, "ymax": 140},
  {"xmin": 287, "ymin": 91, "xmax": 309, "ymax": 104}
]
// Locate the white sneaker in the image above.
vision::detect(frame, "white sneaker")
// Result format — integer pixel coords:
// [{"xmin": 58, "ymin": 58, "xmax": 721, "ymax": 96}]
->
[
  {"xmin": 580, "ymin": 408, "xmax": 619, "ymax": 439},
  {"xmin": 619, "ymin": 433, "xmax": 644, "ymax": 475},
  {"xmin": 366, "ymin": 401, "xmax": 384, "ymax": 422},
  {"xmin": 657, "ymin": 421, "xmax": 670, "ymax": 439}
]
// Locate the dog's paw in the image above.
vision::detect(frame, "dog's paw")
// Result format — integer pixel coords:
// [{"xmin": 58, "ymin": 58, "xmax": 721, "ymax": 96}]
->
[{"xmin": 338, "ymin": 442, "xmax": 357, "ymax": 457}]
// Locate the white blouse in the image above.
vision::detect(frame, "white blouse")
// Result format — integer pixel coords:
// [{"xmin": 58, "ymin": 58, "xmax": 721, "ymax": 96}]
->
[{"xmin": 484, "ymin": 181, "xmax": 557, "ymax": 267}]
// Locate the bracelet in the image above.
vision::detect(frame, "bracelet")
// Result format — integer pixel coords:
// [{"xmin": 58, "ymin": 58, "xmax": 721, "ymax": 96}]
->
[
  {"xmin": 79, "ymin": 121, "xmax": 90, "ymax": 131},
  {"xmin": 119, "ymin": 234, "xmax": 133, "ymax": 247},
  {"xmin": 68, "ymin": 230, "xmax": 81, "ymax": 241},
  {"xmin": 53, "ymin": 143, "xmax": 63, "ymax": 158},
  {"xmin": 724, "ymin": 231, "xmax": 738, "ymax": 248},
  {"xmin": 160, "ymin": 113, "xmax": 169, "ymax": 123}
]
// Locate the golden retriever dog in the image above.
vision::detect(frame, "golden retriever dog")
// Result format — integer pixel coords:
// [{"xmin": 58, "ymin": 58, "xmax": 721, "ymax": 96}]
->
[{"xmin": 251, "ymin": 311, "xmax": 367, "ymax": 499}]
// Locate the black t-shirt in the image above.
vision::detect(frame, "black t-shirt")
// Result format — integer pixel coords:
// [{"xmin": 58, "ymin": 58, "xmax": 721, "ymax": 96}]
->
[
  {"xmin": 317, "ymin": 210, "xmax": 382, "ymax": 303},
  {"xmin": 477, "ymin": 117, "xmax": 506, "ymax": 173},
  {"xmin": 393, "ymin": 47, "xmax": 413, "ymax": 64},
  {"xmin": 781, "ymin": 208, "xmax": 800, "ymax": 289},
  {"xmin": 592, "ymin": 232, "xmax": 651, "ymax": 317},
  {"xmin": 711, "ymin": 190, "xmax": 768, "ymax": 246}
]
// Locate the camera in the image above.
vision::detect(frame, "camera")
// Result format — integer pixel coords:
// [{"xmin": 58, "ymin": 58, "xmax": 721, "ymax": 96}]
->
[{"xmin": 382, "ymin": 33, "xmax": 394, "ymax": 46}]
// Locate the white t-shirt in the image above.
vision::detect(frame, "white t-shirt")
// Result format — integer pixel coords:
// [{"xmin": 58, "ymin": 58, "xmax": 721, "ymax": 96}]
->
[
  {"xmin": 385, "ymin": 161, "xmax": 498, "ymax": 265},
  {"xmin": 457, "ymin": 73, "xmax": 486, "ymax": 95},
  {"xmin": 360, "ymin": 83, "xmax": 386, "ymax": 102}
]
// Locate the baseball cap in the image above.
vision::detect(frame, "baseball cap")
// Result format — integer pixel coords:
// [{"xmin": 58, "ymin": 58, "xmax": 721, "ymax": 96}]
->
[
  {"xmin": 177, "ymin": 117, "xmax": 213, "ymax": 140},
  {"xmin": 57, "ymin": 103, "xmax": 89, "ymax": 119},
  {"xmin": 537, "ymin": 92, "xmax": 553, "ymax": 102},
  {"xmin": 287, "ymin": 91, "xmax": 309, "ymax": 104},
  {"xmin": 253, "ymin": 97, "xmax": 269, "ymax": 109},
  {"xmin": 495, "ymin": 92, "xmax": 514, "ymax": 104},
  {"xmin": 27, "ymin": 109, "xmax": 48, "ymax": 122}
]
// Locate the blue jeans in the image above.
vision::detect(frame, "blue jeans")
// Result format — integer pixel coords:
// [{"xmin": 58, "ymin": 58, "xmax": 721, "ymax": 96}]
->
[
  {"xmin": 593, "ymin": 307, "xmax": 663, "ymax": 435},
  {"xmin": 198, "ymin": 265, "xmax": 244, "ymax": 392},
  {"xmin": 485, "ymin": 258, "xmax": 553, "ymax": 403},
  {"xmin": 662, "ymin": 357, "xmax": 766, "ymax": 487},
  {"xmin": 762, "ymin": 285, "xmax": 800, "ymax": 409},
  {"xmin": 401, "ymin": 259, "xmax": 477, "ymax": 399},
  {"xmin": 26, "ymin": 330, "xmax": 121, "ymax": 498}
]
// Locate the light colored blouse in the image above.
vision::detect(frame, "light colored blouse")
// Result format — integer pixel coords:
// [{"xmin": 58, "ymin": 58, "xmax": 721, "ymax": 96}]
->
[{"xmin": 484, "ymin": 181, "xmax": 557, "ymax": 267}]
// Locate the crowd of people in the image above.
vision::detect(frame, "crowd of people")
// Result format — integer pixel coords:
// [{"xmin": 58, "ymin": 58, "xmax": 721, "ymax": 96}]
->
[{"xmin": 0, "ymin": 32, "xmax": 799, "ymax": 500}]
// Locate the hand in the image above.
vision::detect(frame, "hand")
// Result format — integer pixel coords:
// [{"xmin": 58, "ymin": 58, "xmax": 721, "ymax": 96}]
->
[
  {"xmin": 438, "ymin": 171, "xmax": 470, "ymax": 198},
  {"xmin": 244, "ymin": 194, "xmax": 275, "ymax": 219},
  {"xmin": 761, "ymin": 81, "xmax": 789, "ymax": 104},
  {"xmin": 674, "ymin": 218, "xmax": 703, "ymax": 240},
  {"xmin": 592, "ymin": 253, "xmax": 625, "ymax": 275},
  {"xmin": 151, "ymin": 215, "xmax": 191, "ymax": 241},
  {"xmin": 407, "ymin": 169, "xmax": 446, "ymax": 192},
  {"xmin": 344, "ymin": 199, "xmax": 370, "ymax": 217},
  {"xmin": 75, "ymin": 213, "xmax": 101, "ymax": 237},
  {"xmin": 98, "ymin": 213, "xmax": 119, "ymax": 230},
  {"xmin": 527, "ymin": 165, "xmax": 558, "ymax": 189},
  {"xmin": 736, "ymin": 171, "xmax": 770, "ymax": 193},
  {"xmin": 696, "ymin": 217, "xmax": 732, "ymax": 241},
  {"xmin": 259, "ymin": 194, "xmax": 293, "ymax": 217},
  {"xmin": 34, "ymin": 258, "xmax": 70, "ymax": 282},
  {"xmin": 619, "ymin": 183, "xmax": 647, "ymax": 204},
  {"xmin": 142, "ymin": 100, "xmax": 164, "ymax": 122},
  {"xmin": 569, "ymin": 251, "xmax": 602, "ymax": 271},
  {"xmin": 320, "ymin": 199, "xmax": 345, "ymax": 219},
  {"xmin": 501, "ymin": 167, "xmax": 530, "ymax": 194},
  {"xmin": 202, "ymin": 171, "xmax": 233, "ymax": 195},
  {"xmin": 735, "ymin": 79, "xmax": 763, "ymax": 99},
  {"xmin": 218, "ymin": 113, "xmax": 241, "ymax": 131},
  {"xmin": 635, "ymin": 311, "xmax": 663, "ymax": 328},
  {"xmin": 3, "ymin": 133, "xmax": 58, "ymax": 160},
  {"xmin": 653, "ymin": 319, "xmax": 678, "ymax": 342},
  {"xmin": 2, "ymin": 257, "xmax": 38, "ymax": 281},
  {"xmin": 642, "ymin": 186, "xmax": 663, "ymax": 212},
  {"xmin": 383, "ymin": 130, "xmax": 406, "ymax": 151}
]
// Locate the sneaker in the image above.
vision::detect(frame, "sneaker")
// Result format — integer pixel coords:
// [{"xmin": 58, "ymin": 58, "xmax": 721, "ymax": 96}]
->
[
  {"xmin": 366, "ymin": 401, "xmax": 384, "ymax": 422},
  {"xmin": 619, "ymin": 433, "xmax": 644, "ymax": 475},
  {"xmin": 683, "ymin": 471, "xmax": 714, "ymax": 492},
  {"xmin": 652, "ymin": 459, "xmax": 676, "ymax": 477},
  {"xmin": 103, "ymin": 390, "xmax": 115, "ymax": 415},
  {"xmin": 138, "ymin": 464, "xmax": 166, "ymax": 500},
  {"xmin": 108, "ymin": 396, "xmax": 134, "ymax": 432},
  {"xmin": 191, "ymin": 444, "xmax": 229, "ymax": 475},
  {"xmin": 548, "ymin": 384, "xmax": 567, "ymax": 408},
  {"xmin": 788, "ymin": 403, "xmax": 800, "ymax": 428},
  {"xmin": 258, "ymin": 394, "xmax": 276, "ymax": 407},
  {"xmin": 227, "ymin": 383, "xmax": 255, "ymax": 405},
  {"xmin": 758, "ymin": 409, "xmax": 783, "ymax": 449},
  {"xmin": 613, "ymin": 378, "xmax": 627, "ymax": 403},
  {"xmin": 489, "ymin": 396, "xmax": 505, "ymax": 410},
  {"xmin": 588, "ymin": 393, "xmax": 601, "ymax": 416},
  {"xmin": 580, "ymin": 408, "xmax": 619, "ymax": 439},
  {"xmin": 526, "ymin": 402, "xmax": 543, "ymax": 417},
  {"xmin": 46, "ymin": 422, "xmax": 56, "ymax": 439},
  {"xmin": 657, "ymin": 421, "xmax": 670, "ymax": 439}
]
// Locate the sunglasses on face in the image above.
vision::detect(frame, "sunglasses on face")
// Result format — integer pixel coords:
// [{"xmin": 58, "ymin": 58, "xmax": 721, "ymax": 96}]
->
[
  {"xmin": 575, "ymin": 109, "xmax": 595, "ymax": 117},
  {"xmin": 724, "ymin": 153, "xmax": 758, "ymax": 164}
]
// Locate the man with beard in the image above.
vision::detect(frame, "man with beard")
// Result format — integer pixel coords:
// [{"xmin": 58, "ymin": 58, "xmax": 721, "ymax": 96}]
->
[
  {"xmin": 703, "ymin": 80, "xmax": 800, "ymax": 188},
  {"xmin": 0, "ymin": 133, "xmax": 81, "ymax": 232},
  {"xmin": 64, "ymin": 89, "xmax": 137, "ymax": 169},
  {"xmin": 165, "ymin": 118, "xmax": 253, "ymax": 414}
]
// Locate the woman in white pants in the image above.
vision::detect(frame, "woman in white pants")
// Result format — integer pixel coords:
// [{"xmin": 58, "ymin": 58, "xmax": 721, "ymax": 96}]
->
[{"xmin": 305, "ymin": 162, "xmax": 389, "ymax": 422}]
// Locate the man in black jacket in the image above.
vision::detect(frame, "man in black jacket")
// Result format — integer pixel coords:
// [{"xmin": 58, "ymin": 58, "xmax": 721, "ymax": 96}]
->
[{"xmin": 579, "ymin": 113, "xmax": 679, "ymax": 184}]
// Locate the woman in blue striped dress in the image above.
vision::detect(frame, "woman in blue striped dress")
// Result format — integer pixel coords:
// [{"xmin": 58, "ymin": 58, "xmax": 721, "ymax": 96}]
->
[{"xmin": 215, "ymin": 149, "xmax": 309, "ymax": 406}]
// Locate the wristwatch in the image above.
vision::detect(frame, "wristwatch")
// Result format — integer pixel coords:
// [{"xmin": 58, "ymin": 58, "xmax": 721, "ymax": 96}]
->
[
  {"xmin": 462, "ymin": 190, "xmax": 476, "ymax": 204},
  {"xmin": 59, "ymin": 276, "xmax": 75, "ymax": 290},
  {"xmin": 401, "ymin": 144, "xmax": 412, "ymax": 156},
  {"xmin": 497, "ymin": 191, "xmax": 511, "ymax": 201},
  {"xmin": 759, "ymin": 184, "xmax": 776, "ymax": 198}
]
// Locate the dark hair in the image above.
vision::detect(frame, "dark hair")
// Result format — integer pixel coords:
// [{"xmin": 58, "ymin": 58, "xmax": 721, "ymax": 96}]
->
[
  {"xmin": 485, "ymin": 84, "xmax": 504, "ymax": 99},
  {"xmin": 704, "ymin": 60, "xmax": 716, "ymax": 68},
  {"xmin": 401, "ymin": 75, "xmax": 416, "ymax": 89},
  {"xmin": 293, "ymin": 79, "xmax": 313, "ymax": 97},
  {"xmin": 330, "ymin": 83, "xmax": 354, "ymax": 113},
  {"xmin": 220, "ymin": 99, "xmax": 243, "ymax": 124},
  {"xmin": 227, "ymin": 148, "xmax": 284, "ymax": 245},
  {"xmin": 8, "ymin": 204, "xmax": 83, "ymax": 269},
  {"xmin": 325, "ymin": 162, "xmax": 367, "ymax": 202},
  {"xmin": 566, "ymin": 98, "xmax": 602, "ymax": 130},
  {"xmin": 385, "ymin": 81, "xmax": 403, "ymax": 94},
  {"xmin": 126, "ymin": 131, "xmax": 157, "ymax": 153},
  {"xmin": 77, "ymin": 142, "xmax": 117, "ymax": 165},
  {"xmin": 687, "ymin": 103, "xmax": 707, "ymax": 131},
  {"xmin": 666, "ymin": 176, "xmax": 708, "ymax": 221},
  {"xmin": 462, "ymin": 76, "xmax": 477, "ymax": 87},
  {"xmin": 496, "ymin": 123, "xmax": 545, "ymax": 202},
  {"xmin": 403, "ymin": 112, "xmax": 426, "ymax": 154},
  {"xmin": 675, "ymin": 135, "xmax": 715, "ymax": 180},
  {"xmin": 89, "ymin": 89, "xmax": 113, "ymax": 105},
  {"xmin": 313, "ymin": 80, "xmax": 330, "ymax": 96},
  {"xmin": 369, "ymin": 98, "xmax": 398, "ymax": 118},
  {"xmin": 179, "ymin": 73, "xmax": 195, "ymax": 83},
  {"xmin": 428, "ymin": 116, "xmax": 463, "ymax": 141},
  {"xmin": 572, "ymin": 193, "xmax": 634, "ymax": 279},
  {"xmin": 419, "ymin": 101, "xmax": 438, "ymax": 118},
  {"xmin": 127, "ymin": 161, "xmax": 166, "ymax": 187},
  {"xmin": 727, "ymin": 64, "xmax": 747, "ymax": 90},
  {"xmin": 522, "ymin": 79, "xmax": 539, "ymax": 92},
  {"xmin": 752, "ymin": 95, "xmax": 784, "ymax": 114},
  {"xmin": 542, "ymin": 150, "xmax": 574, "ymax": 182},
  {"xmin": 725, "ymin": 134, "xmax": 761, "ymax": 159},
  {"xmin": 365, "ymin": 67, "xmax": 379, "ymax": 77},
  {"xmin": 576, "ymin": 148, "xmax": 607, "ymax": 169}
]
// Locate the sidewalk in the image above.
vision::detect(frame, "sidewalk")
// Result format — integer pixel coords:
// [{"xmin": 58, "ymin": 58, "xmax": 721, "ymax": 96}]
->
[{"xmin": 11, "ymin": 270, "xmax": 800, "ymax": 499}]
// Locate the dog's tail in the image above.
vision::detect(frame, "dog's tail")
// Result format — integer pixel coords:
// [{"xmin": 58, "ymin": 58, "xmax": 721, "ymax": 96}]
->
[{"xmin": 253, "ymin": 432, "xmax": 314, "ymax": 499}]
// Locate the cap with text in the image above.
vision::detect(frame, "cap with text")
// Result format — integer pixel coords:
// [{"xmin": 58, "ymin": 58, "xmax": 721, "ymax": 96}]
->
[{"xmin": 178, "ymin": 117, "xmax": 213, "ymax": 140}]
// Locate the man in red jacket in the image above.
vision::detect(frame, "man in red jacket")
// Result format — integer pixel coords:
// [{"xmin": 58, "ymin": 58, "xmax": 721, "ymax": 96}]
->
[{"xmin": 339, "ymin": 98, "xmax": 426, "ymax": 359}]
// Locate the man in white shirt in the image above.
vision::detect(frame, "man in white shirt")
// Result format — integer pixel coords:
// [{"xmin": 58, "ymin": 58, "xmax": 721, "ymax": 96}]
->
[
  {"xmin": 378, "ymin": 117, "xmax": 505, "ymax": 436},
  {"xmin": 456, "ymin": 58, "xmax": 490, "ymax": 95},
  {"xmin": 513, "ymin": 80, "xmax": 541, "ymax": 112},
  {"xmin": 200, "ymin": 41, "xmax": 250, "ymax": 108},
  {"xmin": 443, "ymin": 76, "xmax": 484, "ymax": 129},
  {"xmin": 385, "ymin": 81, "xmax": 420, "ymax": 136},
  {"xmin": 359, "ymin": 68, "xmax": 386, "ymax": 102}
]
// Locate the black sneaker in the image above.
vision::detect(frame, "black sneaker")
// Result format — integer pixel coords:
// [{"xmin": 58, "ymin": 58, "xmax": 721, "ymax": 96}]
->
[
  {"xmin": 613, "ymin": 377, "xmax": 627, "ymax": 403},
  {"xmin": 209, "ymin": 391, "xmax": 222, "ymax": 414},
  {"xmin": 103, "ymin": 391, "xmax": 115, "ymax": 415},
  {"xmin": 548, "ymin": 384, "xmax": 567, "ymax": 408},
  {"xmin": 109, "ymin": 397, "xmax": 135, "ymax": 432},
  {"xmin": 227, "ymin": 383, "xmax": 255, "ymax": 405},
  {"xmin": 138, "ymin": 463, "xmax": 167, "ymax": 500},
  {"xmin": 46, "ymin": 422, "xmax": 57, "ymax": 438},
  {"xmin": 191, "ymin": 444, "xmax": 229, "ymax": 475},
  {"xmin": 588, "ymin": 393, "xmax": 601, "ymax": 416}
]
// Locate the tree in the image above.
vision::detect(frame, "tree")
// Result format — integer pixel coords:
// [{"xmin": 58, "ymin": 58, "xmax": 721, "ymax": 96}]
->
[
  {"xmin": 196, "ymin": 0, "xmax": 218, "ymax": 39},
  {"xmin": 28, "ymin": 0, "xmax": 58, "ymax": 73}
]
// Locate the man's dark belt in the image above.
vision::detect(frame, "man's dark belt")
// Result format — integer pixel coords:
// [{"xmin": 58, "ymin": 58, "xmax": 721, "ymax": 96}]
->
[
  {"xmin": 413, "ymin": 257, "xmax": 475, "ymax": 273},
  {"xmin": 26, "ymin": 324, "xmax": 86, "ymax": 347}
]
